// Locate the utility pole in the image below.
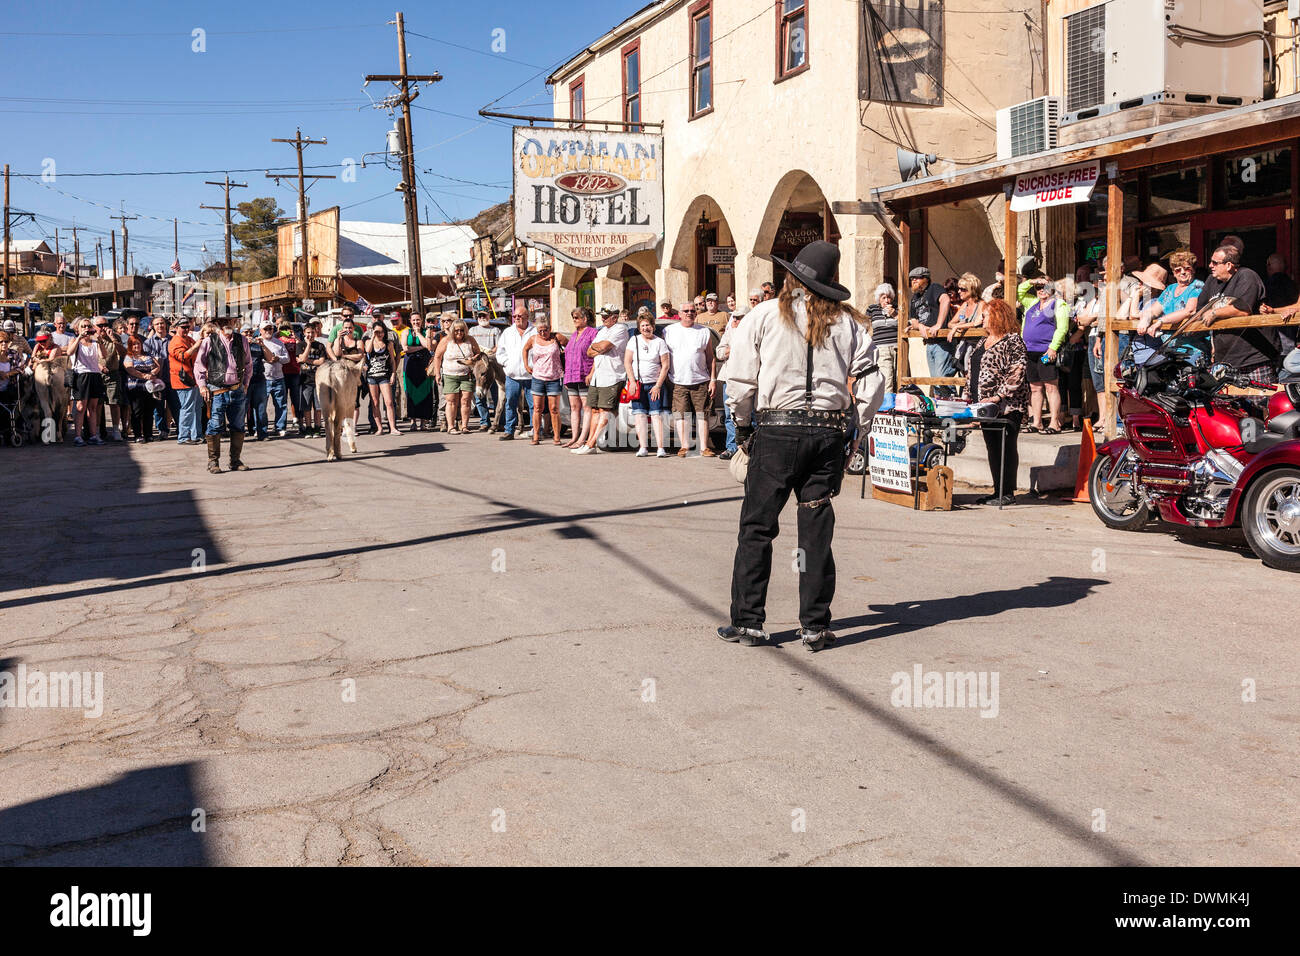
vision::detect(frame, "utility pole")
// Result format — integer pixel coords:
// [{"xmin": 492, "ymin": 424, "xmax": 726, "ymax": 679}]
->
[
  {"xmin": 110, "ymin": 229, "xmax": 118, "ymax": 307},
  {"xmin": 268, "ymin": 131, "xmax": 332, "ymax": 308},
  {"xmin": 366, "ymin": 11, "xmax": 442, "ymax": 315},
  {"xmin": 71, "ymin": 225, "xmax": 81, "ymax": 291},
  {"xmin": 173, "ymin": 217, "xmax": 179, "ymax": 273},
  {"xmin": 111, "ymin": 208, "xmax": 138, "ymax": 277},
  {"xmin": 95, "ymin": 239, "xmax": 102, "ymax": 278},
  {"xmin": 2, "ymin": 164, "xmax": 8, "ymax": 299},
  {"xmin": 201, "ymin": 174, "xmax": 247, "ymax": 285},
  {"xmin": 55, "ymin": 227, "xmax": 61, "ymax": 292}
]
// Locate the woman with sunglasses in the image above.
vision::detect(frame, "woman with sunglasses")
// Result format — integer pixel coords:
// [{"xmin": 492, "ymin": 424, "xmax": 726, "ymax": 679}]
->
[{"xmin": 1137, "ymin": 250, "xmax": 1206, "ymax": 361}]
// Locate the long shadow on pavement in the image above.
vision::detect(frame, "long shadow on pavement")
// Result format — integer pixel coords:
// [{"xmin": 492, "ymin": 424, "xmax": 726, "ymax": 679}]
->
[
  {"xmin": 0, "ymin": 762, "xmax": 208, "ymax": 866},
  {"xmin": 0, "ymin": 443, "xmax": 224, "ymax": 594}
]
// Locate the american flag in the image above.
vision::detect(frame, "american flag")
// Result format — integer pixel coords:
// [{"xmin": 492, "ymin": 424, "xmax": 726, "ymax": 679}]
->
[
  {"xmin": 171, "ymin": 257, "xmax": 181, "ymax": 274},
  {"xmin": 355, "ymin": 296, "xmax": 374, "ymax": 315},
  {"xmin": 57, "ymin": 257, "xmax": 69, "ymax": 276}
]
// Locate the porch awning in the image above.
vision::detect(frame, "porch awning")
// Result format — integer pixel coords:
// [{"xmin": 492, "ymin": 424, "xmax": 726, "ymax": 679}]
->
[{"xmin": 873, "ymin": 93, "xmax": 1300, "ymax": 210}]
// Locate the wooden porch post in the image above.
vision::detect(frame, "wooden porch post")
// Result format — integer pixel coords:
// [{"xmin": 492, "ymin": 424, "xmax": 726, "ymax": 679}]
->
[
  {"xmin": 1104, "ymin": 164, "xmax": 1122, "ymax": 439},
  {"xmin": 898, "ymin": 217, "xmax": 911, "ymax": 388}
]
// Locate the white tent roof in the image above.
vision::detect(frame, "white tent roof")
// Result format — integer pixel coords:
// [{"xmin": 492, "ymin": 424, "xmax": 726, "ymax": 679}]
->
[
  {"xmin": 2, "ymin": 239, "xmax": 52, "ymax": 253},
  {"xmin": 337, "ymin": 221, "xmax": 475, "ymax": 276}
]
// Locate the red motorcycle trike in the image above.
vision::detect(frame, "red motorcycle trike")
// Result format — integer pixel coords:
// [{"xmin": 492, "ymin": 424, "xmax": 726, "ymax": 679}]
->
[{"xmin": 1088, "ymin": 333, "xmax": 1300, "ymax": 572}]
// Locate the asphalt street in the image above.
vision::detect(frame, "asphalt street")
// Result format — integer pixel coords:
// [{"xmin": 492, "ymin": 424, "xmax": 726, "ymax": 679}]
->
[{"xmin": 1, "ymin": 428, "xmax": 1295, "ymax": 865}]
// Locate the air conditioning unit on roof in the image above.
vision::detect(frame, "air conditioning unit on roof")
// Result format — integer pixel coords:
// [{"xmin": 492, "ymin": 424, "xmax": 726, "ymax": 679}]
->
[
  {"xmin": 1062, "ymin": 0, "xmax": 1264, "ymax": 125},
  {"xmin": 996, "ymin": 97, "xmax": 1062, "ymax": 160}
]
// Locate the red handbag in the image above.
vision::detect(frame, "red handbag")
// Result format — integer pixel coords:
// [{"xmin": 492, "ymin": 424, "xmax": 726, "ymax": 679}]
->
[{"xmin": 620, "ymin": 337, "xmax": 643, "ymax": 402}]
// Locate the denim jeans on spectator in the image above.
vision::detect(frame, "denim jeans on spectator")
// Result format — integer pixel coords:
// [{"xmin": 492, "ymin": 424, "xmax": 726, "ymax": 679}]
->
[
  {"xmin": 283, "ymin": 372, "xmax": 302, "ymax": 423},
  {"xmin": 504, "ymin": 376, "xmax": 529, "ymax": 435},
  {"xmin": 268, "ymin": 377, "xmax": 288, "ymax": 432},
  {"xmin": 247, "ymin": 378, "xmax": 268, "ymax": 438},
  {"xmin": 155, "ymin": 386, "xmax": 178, "ymax": 435},
  {"xmin": 176, "ymin": 387, "xmax": 200, "ymax": 442},
  {"xmin": 475, "ymin": 380, "xmax": 498, "ymax": 428},
  {"xmin": 206, "ymin": 386, "xmax": 247, "ymax": 437},
  {"xmin": 926, "ymin": 340, "xmax": 958, "ymax": 399},
  {"xmin": 722, "ymin": 383, "xmax": 737, "ymax": 453},
  {"xmin": 1088, "ymin": 332, "xmax": 1130, "ymax": 393}
]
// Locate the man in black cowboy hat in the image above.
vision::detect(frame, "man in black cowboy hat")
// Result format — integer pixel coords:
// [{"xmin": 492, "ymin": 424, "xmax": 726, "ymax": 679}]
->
[{"xmin": 719, "ymin": 241, "xmax": 884, "ymax": 651}]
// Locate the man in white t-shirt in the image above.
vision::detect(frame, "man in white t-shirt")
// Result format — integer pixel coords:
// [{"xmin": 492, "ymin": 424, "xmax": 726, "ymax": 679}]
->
[
  {"xmin": 495, "ymin": 304, "xmax": 535, "ymax": 440},
  {"xmin": 663, "ymin": 301, "xmax": 717, "ymax": 457},
  {"xmin": 573, "ymin": 305, "xmax": 629, "ymax": 455}
]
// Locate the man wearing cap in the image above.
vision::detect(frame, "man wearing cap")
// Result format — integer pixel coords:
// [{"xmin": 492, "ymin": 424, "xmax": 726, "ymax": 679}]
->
[
  {"xmin": 715, "ymin": 306, "xmax": 747, "ymax": 459},
  {"xmin": 573, "ymin": 305, "xmax": 628, "ymax": 455},
  {"xmin": 702, "ymin": 292, "xmax": 727, "ymax": 332},
  {"xmin": 194, "ymin": 313, "xmax": 253, "ymax": 473},
  {"xmin": 169, "ymin": 316, "xmax": 202, "ymax": 444},
  {"xmin": 495, "ymin": 303, "xmax": 535, "ymax": 440},
  {"xmin": 720, "ymin": 241, "xmax": 884, "ymax": 651},
  {"xmin": 907, "ymin": 265, "xmax": 956, "ymax": 398}
]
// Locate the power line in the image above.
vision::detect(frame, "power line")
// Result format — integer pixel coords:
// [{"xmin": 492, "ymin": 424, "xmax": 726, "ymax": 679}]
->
[
  {"xmin": 0, "ymin": 23, "xmax": 384, "ymax": 38},
  {"xmin": 406, "ymin": 29, "xmax": 547, "ymax": 70},
  {"xmin": 10, "ymin": 163, "xmax": 348, "ymax": 178}
]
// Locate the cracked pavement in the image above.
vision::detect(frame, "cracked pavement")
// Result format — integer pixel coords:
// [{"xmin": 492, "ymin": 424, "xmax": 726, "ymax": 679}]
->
[{"xmin": 1, "ymin": 429, "xmax": 1296, "ymax": 865}]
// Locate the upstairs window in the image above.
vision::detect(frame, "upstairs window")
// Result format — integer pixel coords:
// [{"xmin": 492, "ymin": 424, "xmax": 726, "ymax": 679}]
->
[
  {"xmin": 622, "ymin": 40, "xmax": 641, "ymax": 131},
  {"xmin": 778, "ymin": 0, "xmax": 808, "ymax": 80},
  {"xmin": 569, "ymin": 76, "xmax": 585, "ymax": 128},
  {"xmin": 690, "ymin": 1, "xmax": 713, "ymax": 118}
]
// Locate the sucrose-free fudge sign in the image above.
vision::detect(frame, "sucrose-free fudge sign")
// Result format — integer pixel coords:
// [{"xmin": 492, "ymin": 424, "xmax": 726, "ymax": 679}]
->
[{"xmin": 513, "ymin": 128, "xmax": 664, "ymax": 269}]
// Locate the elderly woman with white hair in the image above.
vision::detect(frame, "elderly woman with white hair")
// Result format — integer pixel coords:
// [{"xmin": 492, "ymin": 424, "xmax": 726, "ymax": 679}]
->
[{"xmin": 865, "ymin": 282, "xmax": 899, "ymax": 389}]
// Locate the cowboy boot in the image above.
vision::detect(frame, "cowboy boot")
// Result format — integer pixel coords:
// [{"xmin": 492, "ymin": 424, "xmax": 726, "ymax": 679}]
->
[
  {"xmin": 229, "ymin": 431, "xmax": 250, "ymax": 471},
  {"xmin": 206, "ymin": 435, "xmax": 222, "ymax": 474}
]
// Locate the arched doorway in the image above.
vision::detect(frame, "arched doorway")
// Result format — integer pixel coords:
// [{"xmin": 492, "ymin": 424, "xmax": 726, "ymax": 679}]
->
[
  {"xmin": 754, "ymin": 170, "xmax": 840, "ymax": 289},
  {"xmin": 668, "ymin": 195, "xmax": 738, "ymax": 304}
]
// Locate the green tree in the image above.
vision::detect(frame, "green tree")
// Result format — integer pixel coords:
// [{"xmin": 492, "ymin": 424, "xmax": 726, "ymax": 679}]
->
[{"xmin": 231, "ymin": 197, "xmax": 284, "ymax": 280}]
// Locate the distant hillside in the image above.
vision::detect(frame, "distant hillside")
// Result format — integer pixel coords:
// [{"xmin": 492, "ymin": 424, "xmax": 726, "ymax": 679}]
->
[{"xmin": 463, "ymin": 200, "xmax": 513, "ymax": 241}]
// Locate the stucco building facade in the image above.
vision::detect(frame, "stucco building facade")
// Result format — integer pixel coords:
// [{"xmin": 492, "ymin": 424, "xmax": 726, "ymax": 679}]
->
[{"xmin": 545, "ymin": 0, "xmax": 1044, "ymax": 329}]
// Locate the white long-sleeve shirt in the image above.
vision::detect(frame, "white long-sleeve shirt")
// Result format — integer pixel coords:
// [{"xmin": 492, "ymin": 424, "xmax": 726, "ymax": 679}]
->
[
  {"xmin": 724, "ymin": 298, "xmax": 880, "ymax": 425},
  {"xmin": 495, "ymin": 323, "xmax": 535, "ymax": 379}
]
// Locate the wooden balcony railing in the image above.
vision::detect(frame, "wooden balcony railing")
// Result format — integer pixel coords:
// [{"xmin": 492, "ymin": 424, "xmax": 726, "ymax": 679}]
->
[{"xmin": 226, "ymin": 274, "xmax": 338, "ymax": 306}]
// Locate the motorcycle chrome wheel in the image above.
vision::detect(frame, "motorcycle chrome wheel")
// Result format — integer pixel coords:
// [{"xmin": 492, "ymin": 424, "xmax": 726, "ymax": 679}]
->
[
  {"xmin": 1088, "ymin": 451, "xmax": 1149, "ymax": 531},
  {"xmin": 1242, "ymin": 468, "xmax": 1300, "ymax": 572}
]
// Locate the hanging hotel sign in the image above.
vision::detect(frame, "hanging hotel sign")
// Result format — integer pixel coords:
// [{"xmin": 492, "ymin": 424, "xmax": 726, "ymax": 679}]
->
[
  {"xmin": 513, "ymin": 127, "xmax": 663, "ymax": 269},
  {"xmin": 1010, "ymin": 160, "xmax": 1100, "ymax": 213}
]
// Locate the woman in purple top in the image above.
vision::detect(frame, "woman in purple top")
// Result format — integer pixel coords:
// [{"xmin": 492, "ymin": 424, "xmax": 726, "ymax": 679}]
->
[
  {"xmin": 563, "ymin": 306, "xmax": 598, "ymax": 448},
  {"xmin": 1018, "ymin": 277, "xmax": 1070, "ymax": 434}
]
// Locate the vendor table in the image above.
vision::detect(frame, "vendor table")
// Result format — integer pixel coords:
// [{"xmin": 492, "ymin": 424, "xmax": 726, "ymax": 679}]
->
[{"xmin": 862, "ymin": 412, "xmax": 1015, "ymax": 511}]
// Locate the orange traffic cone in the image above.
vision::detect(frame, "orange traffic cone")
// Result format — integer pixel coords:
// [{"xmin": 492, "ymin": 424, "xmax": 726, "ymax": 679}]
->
[{"xmin": 1070, "ymin": 424, "xmax": 1097, "ymax": 502}]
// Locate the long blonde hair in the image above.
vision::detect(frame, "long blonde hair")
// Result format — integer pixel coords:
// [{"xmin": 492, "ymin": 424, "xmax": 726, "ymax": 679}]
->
[{"xmin": 777, "ymin": 273, "xmax": 863, "ymax": 348}]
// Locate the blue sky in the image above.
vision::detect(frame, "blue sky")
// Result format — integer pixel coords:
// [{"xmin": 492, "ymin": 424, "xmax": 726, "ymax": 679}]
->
[{"xmin": 3, "ymin": 0, "xmax": 639, "ymax": 272}]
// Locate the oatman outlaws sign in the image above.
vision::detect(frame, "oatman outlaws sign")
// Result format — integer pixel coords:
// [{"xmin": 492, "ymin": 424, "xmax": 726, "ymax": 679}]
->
[{"xmin": 513, "ymin": 128, "xmax": 664, "ymax": 269}]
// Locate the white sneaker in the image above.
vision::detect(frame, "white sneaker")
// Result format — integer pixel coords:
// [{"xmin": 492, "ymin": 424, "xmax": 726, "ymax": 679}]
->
[
  {"xmin": 656, "ymin": 448, "xmax": 669, "ymax": 458},
  {"xmin": 572, "ymin": 444, "xmax": 600, "ymax": 455},
  {"xmin": 636, "ymin": 447, "xmax": 649, "ymax": 457}
]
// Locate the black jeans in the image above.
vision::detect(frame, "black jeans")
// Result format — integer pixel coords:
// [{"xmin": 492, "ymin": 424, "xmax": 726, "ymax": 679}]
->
[
  {"xmin": 128, "ymin": 389, "xmax": 159, "ymax": 442},
  {"xmin": 980, "ymin": 410, "xmax": 1023, "ymax": 497},
  {"xmin": 730, "ymin": 425, "xmax": 845, "ymax": 631}
]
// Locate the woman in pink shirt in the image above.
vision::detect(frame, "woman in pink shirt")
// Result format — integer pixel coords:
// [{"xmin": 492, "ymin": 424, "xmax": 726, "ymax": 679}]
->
[{"xmin": 523, "ymin": 314, "xmax": 569, "ymax": 446}]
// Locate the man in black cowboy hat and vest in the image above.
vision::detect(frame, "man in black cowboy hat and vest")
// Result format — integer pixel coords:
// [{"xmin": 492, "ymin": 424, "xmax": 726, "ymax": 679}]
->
[
  {"xmin": 719, "ymin": 241, "xmax": 885, "ymax": 651},
  {"xmin": 194, "ymin": 312, "xmax": 254, "ymax": 475}
]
